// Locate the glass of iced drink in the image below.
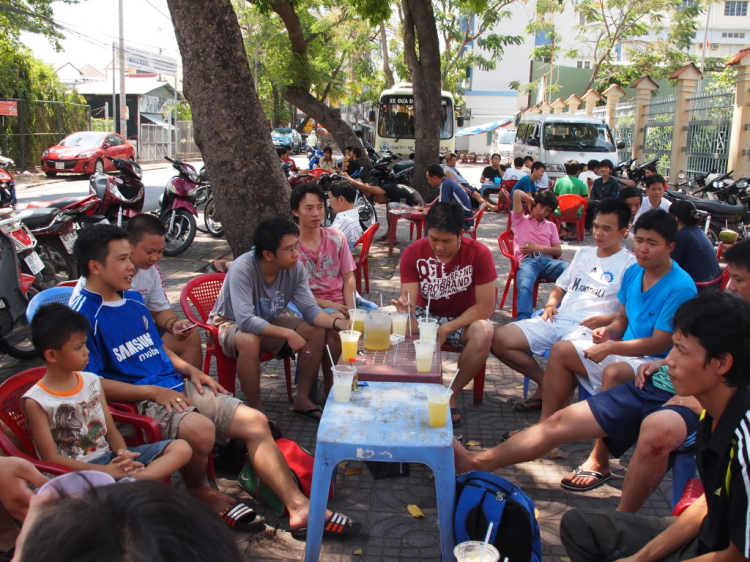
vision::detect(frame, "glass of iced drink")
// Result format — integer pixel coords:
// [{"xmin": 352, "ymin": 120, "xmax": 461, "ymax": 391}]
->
[
  {"xmin": 339, "ymin": 330, "xmax": 361, "ymax": 363},
  {"xmin": 453, "ymin": 541, "xmax": 500, "ymax": 562},
  {"xmin": 413, "ymin": 339, "xmax": 436, "ymax": 373},
  {"xmin": 332, "ymin": 365, "xmax": 356, "ymax": 402},
  {"xmin": 418, "ymin": 318, "xmax": 439, "ymax": 342},
  {"xmin": 348, "ymin": 308, "xmax": 365, "ymax": 335},
  {"xmin": 391, "ymin": 312, "xmax": 409, "ymax": 337},
  {"xmin": 426, "ymin": 385, "xmax": 452, "ymax": 428}
]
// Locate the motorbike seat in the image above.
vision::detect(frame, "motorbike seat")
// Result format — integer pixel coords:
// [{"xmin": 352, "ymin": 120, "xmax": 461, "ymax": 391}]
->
[
  {"xmin": 91, "ymin": 175, "xmax": 109, "ymax": 199},
  {"xmin": 16, "ymin": 208, "xmax": 61, "ymax": 229},
  {"xmin": 392, "ymin": 160, "xmax": 414, "ymax": 173},
  {"xmin": 665, "ymin": 190, "xmax": 746, "ymax": 217},
  {"xmin": 43, "ymin": 197, "xmax": 84, "ymax": 210}
]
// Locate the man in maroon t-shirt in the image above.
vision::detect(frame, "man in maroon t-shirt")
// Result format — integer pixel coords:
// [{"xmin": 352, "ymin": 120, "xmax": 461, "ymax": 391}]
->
[{"xmin": 392, "ymin": 202, "xmax": 497, "ymax": 427}]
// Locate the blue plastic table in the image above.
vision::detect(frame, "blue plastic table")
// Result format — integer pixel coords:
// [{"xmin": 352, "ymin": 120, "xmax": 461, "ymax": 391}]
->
[{"xmin": 305, "ymin": 382, "xmax": 457, "ymax": 561}]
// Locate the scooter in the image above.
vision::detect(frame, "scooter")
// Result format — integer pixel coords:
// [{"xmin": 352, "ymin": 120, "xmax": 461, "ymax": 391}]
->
[
  {"xmin": 0, "ymin": 211, "xmax": 45, "ymax": 291},
  {"xmin": 88, "ymin": 157, "xmax": 145, "ymax": 227},
  {"xmin": 0, "ymin": 222, "xmax": 36, "ymax": 359},
  {"xmin": 159, "ymin": 157, "xmax": 199, "ymax": 256},
  {"xmin": 0, "ymin": 152, "xmax": 15, "ymax": 209},
  {"xmin": 664, "ymin": 189, "xmax": 748, "ymax": 245}
]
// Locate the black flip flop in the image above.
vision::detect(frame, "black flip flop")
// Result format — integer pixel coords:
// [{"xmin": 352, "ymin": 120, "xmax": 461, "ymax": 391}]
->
[
  {"xmin": 291, "ymin": 511, "xmax": 362, "ymax": 539},
  {"xmin": 221, "ymin": 500, "xmax": 266, "ymax": 533},
  {"xmin": 513, "ymin": 398, "xmax": 542, "ymax": 412},
  {"xmin": 560, "ymin": 467, "xmax": 612, "ymax": 492},
  {"xmin": 293, "ymin": 407, "xmax": 323, "ymax": 422}
]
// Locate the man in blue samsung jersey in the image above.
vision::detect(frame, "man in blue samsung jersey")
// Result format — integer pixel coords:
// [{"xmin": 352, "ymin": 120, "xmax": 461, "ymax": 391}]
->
[{"xmin": 70, "ymin": 225, "xmax": 361, "ymax": 537}]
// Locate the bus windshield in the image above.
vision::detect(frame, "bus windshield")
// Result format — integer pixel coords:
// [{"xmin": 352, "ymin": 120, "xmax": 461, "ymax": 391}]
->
[
  {"xmin": 377, "ymin": 95, "xmax": 454, "ymax": 140},
  {"xmin": 543, "ymin": 122, "xmax": 615, "ymax": 152}
]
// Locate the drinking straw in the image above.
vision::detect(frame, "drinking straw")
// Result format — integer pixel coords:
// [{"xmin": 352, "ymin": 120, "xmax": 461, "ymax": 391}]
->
[
  {"xmin": 353, "ymin": 291, "xmax": 357, "ymax": 311},
  {"xmin": 426, "ymin": 297, "xmax": 431, "ymax": 320},
  {"xmin": 379, "ymin": 293, "xmax": 384, "ymax": 310},
  {"xmin": 482, "ymin": 522, "xmax": 494, "ymax": 562},
  {"xmin": 326, "ymin": 344, "xmax": 335, "ymax": 367},
  {"xmin": 406, "ymin": 291, "xmax": 413, "ymax": 337},
  {"xmin": 447, "ymin": 368, "xmax": 460, "ymax": 391}
]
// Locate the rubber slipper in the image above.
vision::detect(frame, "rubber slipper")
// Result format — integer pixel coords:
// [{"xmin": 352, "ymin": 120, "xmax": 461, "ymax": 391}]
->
[
  {"xmin": 221, "ymin": 500, "xmax": 266, "ymax": 533},
  {"xmin": 293, "ymin": 407, "xmax": 323, "ymax": 422},
  {"xmin": 560, "ymin": 467, "xmax": 612, "ymax": 492},
  {"xmin": 451, "ymin": 407, "xmax": 464, "ymax": 428},
  {"xmin": 500, "ymin": 429, "xmax": 520, "ymax": 442},
  {"xmin": 291, "ymin": 511, "xmax": 362, "ymax": 539},
  {"xmin": 513, "ymin": 398, "xmax": 542, "ymax": 412}
]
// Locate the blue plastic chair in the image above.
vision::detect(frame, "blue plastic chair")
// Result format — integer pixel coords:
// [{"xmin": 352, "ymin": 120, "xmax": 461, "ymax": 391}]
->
[{"xmin": 26, "ymin": 286, "xmax": 75, "ymax": 321}]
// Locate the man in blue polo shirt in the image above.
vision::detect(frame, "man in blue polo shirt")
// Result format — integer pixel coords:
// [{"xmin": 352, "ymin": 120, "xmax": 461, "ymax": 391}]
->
[
  {"xmin": 509, "ymin": 161, "xmax": 546, "ymax": 198},
  {"xmin": 426, "ymin": 163, "xmax": 473, "ymax": 229}
]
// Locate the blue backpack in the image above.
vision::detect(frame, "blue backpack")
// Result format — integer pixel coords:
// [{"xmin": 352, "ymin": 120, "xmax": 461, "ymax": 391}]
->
[{"xmin": 455, "ymin": 471, "xmax": 542, "ymax": 562}]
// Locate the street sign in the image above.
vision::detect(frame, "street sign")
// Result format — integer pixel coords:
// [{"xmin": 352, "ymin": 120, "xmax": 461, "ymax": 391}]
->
[
  {"xmin": 118, "ymin": 46, "xmax": 178, "ymax": 76},
  {"xmin": 0, "ymin": 101, "xmax": 18, "ymax": 117}
]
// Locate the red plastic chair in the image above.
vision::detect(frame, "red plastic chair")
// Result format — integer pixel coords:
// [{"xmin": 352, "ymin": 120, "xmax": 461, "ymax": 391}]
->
[
  {"xmin": 440, "ymin": 286, "xmax": 498, "ymax": 405},
  {"xmin": 56, "ymin": 280, "xmax": 79, "ymax": 287},
  {"xmin": 462, "ymin": 204, "xmax": 487, "ymax": 240},
  {"xmin": 353, "ymin": 223, "xmax": 380, "ymax": 295},
  {"xmin": 180, "ymin": 273, "xmax": 293, "ymax": 401},
  {"xmin": 497, "ymin": 231, "xmax": 557, "ymax": 318},
  {"xmin": 695, "ymin": 268, "xmax": 730, "ymax": 291},
  {"xmin": 0, "ymin": 367, "xmax": 169, "ymax": 483},
  {"xmin": 550, "ymin": 194, "xmax": 587, "ymax": 241},
  {"xmin": 409, "ymin": 196, "xmax": 439, "ymax": 239}
]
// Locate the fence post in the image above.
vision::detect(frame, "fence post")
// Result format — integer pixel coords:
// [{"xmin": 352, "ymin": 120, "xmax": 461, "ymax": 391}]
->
[
  {"xmin": 602, "ymin": 84, "xmax": 626, "ymax": 130},
  {"xmin": 528, "ymin": 104, "xmax": 541, "ymax": 115},
  {"xmin": 581, "ymin": 89, "xmax": 602, "ymax": 116},
  {"xmin": 727, "ymin": 50, "xmax": 750, "ymax": 178},
  {"xmin": 551, "ymin": 98, "xmax": 566, "ymax": 114},
  {"xmin": 668, "ymin": 62, "xmax": 703, "ymax": 182},
  {"xmin": 565, "ymin": 94, "xmax": 582, "ymax": 113},
  {"xmin": 540, "ymin": 101, "xmax": 552, "ymax": 114},
  {"xmin": 629, "ymin": 76, "xmax": 659, "ymax": 162}
]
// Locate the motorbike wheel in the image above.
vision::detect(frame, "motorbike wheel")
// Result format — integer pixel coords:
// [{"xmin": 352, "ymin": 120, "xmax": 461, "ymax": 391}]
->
[
  {"xmin": 163, "ymin": 208, "xmax": 197, "ymax": 256},
  {"xmin": 357, "ymin": 198, "xmax": 378, "ymax": 231},
  {"xmin": 195, "ymin": 185, "xmax": 209, "ymax": 208},
  {"xmin": 204, "ymin": 197, "xmax": 224, "ymax": 238},
  {"xmin": 36, "ymin": 238, "xmax": 79, "ymax": 287},
  {"xmin": 0, "ymin": 285, "xmax": 38, "ymax": 360},
  {"xmin": 707, "ymin": 223, "xmax": 721, "ymax": 247}
]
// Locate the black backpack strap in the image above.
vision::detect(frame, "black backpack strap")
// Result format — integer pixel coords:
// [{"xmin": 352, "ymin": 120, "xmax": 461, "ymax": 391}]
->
[{"xmin": 480, "ymin": 489, "xmax": 506, "ymax": 544}]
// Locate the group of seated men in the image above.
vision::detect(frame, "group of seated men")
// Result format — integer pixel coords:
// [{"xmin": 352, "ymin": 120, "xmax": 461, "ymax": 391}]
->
[{"xmin": 11, "ymin": 156, "xmax": 750, "ymax": 560}]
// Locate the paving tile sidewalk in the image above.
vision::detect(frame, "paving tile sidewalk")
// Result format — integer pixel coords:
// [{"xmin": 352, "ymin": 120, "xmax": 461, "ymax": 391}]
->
[{"xmin": 0, "ymin": 170, "xmax": 676, "ymax": 561}]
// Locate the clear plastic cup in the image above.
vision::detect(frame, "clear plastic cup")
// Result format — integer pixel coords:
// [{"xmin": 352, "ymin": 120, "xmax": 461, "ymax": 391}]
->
[
  {"xmin": 454, "ymin": 541, "xmax": 500, "ymax": 562},
  {"xmin": 413, "ymin": 339, "xmax": 436, "ymax": 373},
  {"xmin": 418, "ymin": 318, "xmax": 439, "ymax": 342},
  {"xmin": 332, "ymin": 365, "xmax": 356, "ymax": 402},
  {"xmin": 364, "ymin": 311, "xmax": 392, "ymax": 351},
  {"xmin": 427, "ymin": 386, "xmax": 451, "ymax": 427},
  {"xmin": 339, "ymin": 330, "xmax": 361, "ymax": 363},
  {"xmin": 391, "ymin": 312, "xmax": 409, "ymax": 337},
  {"xmin": 348, "ymin": 308, "xmax": 365, "ymax": 336},
  {"xmin": 38, "ymin": 470, "xmax": 116, "ymax": 498}
]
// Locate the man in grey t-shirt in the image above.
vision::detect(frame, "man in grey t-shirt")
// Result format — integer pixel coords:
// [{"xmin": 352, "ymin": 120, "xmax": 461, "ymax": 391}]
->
[{"xmin": 210, "ymin": 218, "xmax": 348, "ymax": 419}]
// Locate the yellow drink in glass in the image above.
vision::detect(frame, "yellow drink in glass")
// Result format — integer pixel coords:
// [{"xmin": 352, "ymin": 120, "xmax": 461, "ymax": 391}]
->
[
  {"xmin": 348, "ymin": 309, "xmax": 365, "ymax": 335},
  {"xmin": 428, "ymin": 400, "xmax": 449, "ymax": 427},
  {"xmin": 416, "ymin": 355, "xmax": 432, "ymax": 372},
  {"xmin": 339, "ymin": 330, "xmax": 360, "ymax": 363},
  {"xmin": 392, "ymin": 312, "xmax": 408, "ymax": 336}
]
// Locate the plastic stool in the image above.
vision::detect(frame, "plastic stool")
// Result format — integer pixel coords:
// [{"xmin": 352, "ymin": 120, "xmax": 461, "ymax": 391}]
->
[{"xmin": 305, "ymin": 382, "xmax": 456, "ymax": 561}]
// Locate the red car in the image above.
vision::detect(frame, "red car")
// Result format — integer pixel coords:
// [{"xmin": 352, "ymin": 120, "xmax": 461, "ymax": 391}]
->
[{"xmin": 41, "ymin": 131, "xmax": 135, "ymax": 177}]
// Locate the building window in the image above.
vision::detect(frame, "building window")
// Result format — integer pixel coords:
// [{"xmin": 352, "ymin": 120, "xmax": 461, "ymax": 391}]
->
[
  {"xmin": 722, "ymin": 31, "xmax": 746, "ymax": 38},
  {"xmin": 678, "ymin": 0, "xmax": 695, "ymax": 9},
  {"xmin": 578, "ymin": 13, "xmax": 586, "ymax": 25},
  {"xmin": 577, "ymin": 61, "xmax": 583, "ymax": 68},
  {"xmin": 724, "ymin": 1, "xmax": 748, "ymax": 16},
  {"xmin": 576, "ymin": 61, "xmax": 591, "ymax": 69}
]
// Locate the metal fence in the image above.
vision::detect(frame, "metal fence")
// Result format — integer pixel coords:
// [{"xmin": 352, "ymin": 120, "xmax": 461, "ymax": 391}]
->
[
  {"xmin": 612, "ymin": 101, "xmax": 636, "ymax": 164},
  {"xmin": 0, "ymin": 99, "xmax": 91, "ymax": 169},
  {"xmin": 683, "ymin": 89, "xmax": 734, "ymax": 178},
  {"xmin": 138, "ymin": 123, "xmax": 172, "ymax": 162},
  {"xmin": 642, "ymin": 94, "xmax": 676, "ymax": 176},
  {"xmin": 176, "ymin": 121, "xmax": 200, "ymax": 158}
]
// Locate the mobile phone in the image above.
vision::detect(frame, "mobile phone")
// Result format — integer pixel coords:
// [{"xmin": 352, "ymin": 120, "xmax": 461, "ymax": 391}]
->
[{"xmin": 180, "ymin": 323, "xmax": 198, "ymax": 333}]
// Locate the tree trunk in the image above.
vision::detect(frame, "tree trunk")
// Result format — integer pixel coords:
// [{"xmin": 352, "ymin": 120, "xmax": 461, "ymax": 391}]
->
[
  {"xmin": 380, "ymin": 24, "xmax": 395, "ymax": 88},
  {"xmin": 166, "ymin": 0, "xmax": 291, "ymax": 256},
  {"xmin": 401, "ymin": 0, "xmax": 441, "ymax": 200}
]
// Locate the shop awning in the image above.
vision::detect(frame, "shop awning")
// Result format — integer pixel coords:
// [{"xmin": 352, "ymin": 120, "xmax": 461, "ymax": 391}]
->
[{"xmin": 456, "ymin": 117, "xmax": 514, "ymax": 137}]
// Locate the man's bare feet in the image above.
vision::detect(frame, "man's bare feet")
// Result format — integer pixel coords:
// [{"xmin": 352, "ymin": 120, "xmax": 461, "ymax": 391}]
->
[
  {"xmin": 453, "ymin": 439, "xmax": 478, "ymax": 474},
  {"xmin": 188, "ymin": 484, "xmax": 237, "ymax": 515}
]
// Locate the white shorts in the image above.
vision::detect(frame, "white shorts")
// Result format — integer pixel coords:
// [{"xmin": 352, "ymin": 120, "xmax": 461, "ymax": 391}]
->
[
  {"xmin": 515, "ymin": 316, "xmax": 593, "ymax": 356},
  {"xmin": 564, "ymin": 335, "xmax": 658, "ymax": 396}
]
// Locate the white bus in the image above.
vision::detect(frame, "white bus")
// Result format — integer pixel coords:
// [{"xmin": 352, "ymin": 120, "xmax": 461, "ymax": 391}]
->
[{"xmin": 371, "ymin": 83, "xmax": 457, "ymax": 160}]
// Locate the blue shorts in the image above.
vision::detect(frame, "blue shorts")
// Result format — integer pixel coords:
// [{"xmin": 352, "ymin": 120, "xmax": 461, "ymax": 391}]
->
[
  {"xmin": 87, "ymin": 440, "xmax": 172, "ymax": 467},
  {"xmin": 587, "ymin": 381, "xmax": 699, "ymax": 458}
]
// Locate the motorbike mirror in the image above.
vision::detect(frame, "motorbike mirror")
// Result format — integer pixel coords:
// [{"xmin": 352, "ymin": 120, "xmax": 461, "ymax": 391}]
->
[
  {"xmin": 616, "ymin": 141, "xmax": 625, "ymax": 150},
  {"xmin": 679, "ymin": 173, "xmax": 686, "ymax": 180},
  {"xmin": 457, "ymin": 117, "xmax": 464, "ymax": 127}
]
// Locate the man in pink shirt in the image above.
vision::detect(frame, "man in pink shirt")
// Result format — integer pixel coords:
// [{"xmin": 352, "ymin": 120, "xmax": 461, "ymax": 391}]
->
[
  {"xmin": 291, "ymin": 184, "xmax": 356, "ymax": 403},
  {"xmin": 511, "ymin": 188, "xmax": 567, "ymax": 319}
]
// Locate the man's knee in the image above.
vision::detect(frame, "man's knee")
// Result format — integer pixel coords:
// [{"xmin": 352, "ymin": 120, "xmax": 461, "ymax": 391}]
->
[
  {"xmin": 549, "ymin": 340, "xmax": 576, "ymax": 364},
  {"xmin": 299, "ymin": 323, "xmax": 325, "ymax": 344},
  {"xmin": 176, "ymin": 413, "xmax": 216, "ymax": 455},
  {"xmin": 234, "ymin": 331, "xmax": 262, "ymax": 356},
  {"xmin": 638, "ymin": 412, "xmax": 688, "ymax": 456},
  {"xmin": 601, "ymin": 363, "xmax": 634, "ymax": 388},
  {"xmin": 465, "ymin": 320, "xmax": 493, "ymax": 350},
  {"xmin": 233, "ymin": 404, "xmax": 272, "ymax": 440}
]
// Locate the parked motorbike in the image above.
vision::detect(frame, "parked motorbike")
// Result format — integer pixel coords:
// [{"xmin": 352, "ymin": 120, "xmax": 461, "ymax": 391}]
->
[
  {"xmin": 88, "ymin": 156, "xmax": 145, "ymax": 227},
  {"xmin": 159, "ymin": 157, "xmax": 199, "ymax": 256},
  {"xmin": 664, "ymin": 189, "xmax": 748, "ymax": 245},
  {"xmin": 0, "ymin": 213, "xmax": 45, "ymax": 294},
  {"xmin": 0, "ymin": 222, "xmax": 36, "ymax": 359},
  {"xmin": 0, "ymin": 152, "xmax": 16, "ymax": 209},
  {"xmin": 318, "ymin": 172, "xmax": 378, "ymax": 231},
  {"xmin": 365, "ymin": 150, "xmax": 414, "ymax": 187}
]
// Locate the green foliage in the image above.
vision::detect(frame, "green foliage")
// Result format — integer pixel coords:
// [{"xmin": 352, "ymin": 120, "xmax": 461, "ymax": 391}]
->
[
  {"xmin": 0, "ymin": 0, "xmax": 77, "ymax": 50},
  {"xmin": 162, "ymin": 101, "xmax": 193, "ymax": 121}
]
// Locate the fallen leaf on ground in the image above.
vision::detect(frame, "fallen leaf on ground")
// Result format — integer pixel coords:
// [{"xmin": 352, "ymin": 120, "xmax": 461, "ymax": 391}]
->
[
  {"xmin": 547, "ymin": 448, "xmax": 563, "ymax": 459},
  {"xmin": 354, "ymin": 548, "xmax": 363, "ymax": 555},
  {"xmin": 344, "ymin": 467, "xmax": 362, "ymax": 475},
  {"xmin": 535, "ymin": 508, "xmax": 540, "ymax": 518},
  {"xmin": 466, "ymin": 440, "xmax": 481, "ymax": 447},
  {"xmin": 407, "ymin": 504, "xmax": 425, "ymax": 518},
  {"xmin": 514, "ymin": 384, "xmax": 524, "ymax": 389},
  {"xmin": 339, "ymin": 460, "xmax": 349, "ymax": 468},
  {"xmin": 560, "ymin": 557, "xmax": 571, "ymax": 561}
]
